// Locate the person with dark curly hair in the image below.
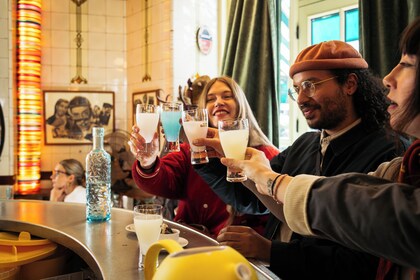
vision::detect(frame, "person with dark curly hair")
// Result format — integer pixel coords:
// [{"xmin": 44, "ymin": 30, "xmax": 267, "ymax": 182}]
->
[
  {"xmin": 194, "ymin": 40, "xmax": 409, "ymax": 279},
  {"xmin": 221, "ymin": 17, "xmax": 420, "ymax": 279}
]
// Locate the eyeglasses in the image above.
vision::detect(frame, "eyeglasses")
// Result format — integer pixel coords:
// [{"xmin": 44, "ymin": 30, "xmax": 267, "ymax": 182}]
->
[
  {"xmin": 288, "ymin": 76, "xmax": 338, "ymax": 101},
  {"xmin": 51, "ymin": 170, "xmax": 69, "ymax": 178}
]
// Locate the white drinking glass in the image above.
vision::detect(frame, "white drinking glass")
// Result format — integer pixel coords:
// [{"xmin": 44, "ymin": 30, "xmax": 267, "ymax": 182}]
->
[
  {"xmin": 218, "ymin": 118, "xmax": 249, "ymax": 182},
  {"xmin": 161, "ymin": 102, "xmax": 183, "ymax": 153},
  {"xmin": 133, "ymin": 204, "xmax": 163, "ymax": 270},
  {"xmin": 136, "ymin": 104, "xmax": 160, "ymax": 153},
  {"xmin": 182, "ymin": 108, "xmax": 209, "ymax": 165}
]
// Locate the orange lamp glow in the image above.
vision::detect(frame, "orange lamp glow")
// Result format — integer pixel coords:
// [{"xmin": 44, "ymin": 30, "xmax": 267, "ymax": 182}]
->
[{"xmin": 17, "ymin": 0, "xmax": 42, "ymax": 194}]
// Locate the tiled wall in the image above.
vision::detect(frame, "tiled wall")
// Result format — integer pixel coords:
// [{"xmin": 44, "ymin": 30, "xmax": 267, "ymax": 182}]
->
[
  {"xmin": 40, "ymin": 0, "xmax": 128, "ymax": 174},
  {"xmin": 2, "ymin": 0, "xmax": 220, "ymax": 188}
]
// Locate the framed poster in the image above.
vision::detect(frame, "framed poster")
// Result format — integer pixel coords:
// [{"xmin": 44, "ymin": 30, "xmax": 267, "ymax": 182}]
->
[{"xmin": 43, "ymin": 90, "xmax": 115, "ymax": 145}]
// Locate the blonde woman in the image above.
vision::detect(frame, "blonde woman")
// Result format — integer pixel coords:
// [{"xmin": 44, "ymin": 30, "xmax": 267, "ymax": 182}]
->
[{"xmin": 129, "ymin": 76, "xmax": 278, "ymax": 237}]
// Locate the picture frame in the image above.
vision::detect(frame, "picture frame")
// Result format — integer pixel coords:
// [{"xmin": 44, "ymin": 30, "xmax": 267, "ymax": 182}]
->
[{"xmin": 43, "ymin": 90, "xmax": 115, "ymax": 145}]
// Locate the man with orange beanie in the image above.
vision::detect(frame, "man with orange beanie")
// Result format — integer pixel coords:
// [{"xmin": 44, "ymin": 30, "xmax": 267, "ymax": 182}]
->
[{"xmin": 195, "ymin": 40, "xmax": 409, "ymax": 279}]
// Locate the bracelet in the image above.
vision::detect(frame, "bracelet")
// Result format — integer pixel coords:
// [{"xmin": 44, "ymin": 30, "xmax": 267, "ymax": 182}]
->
[
  {"xmin": 267, "ymin": 174, "xmax": 282, "ymax": 197},
  {"xmin": 272, "ymin": 175, "xmax": 287, "ymax": 204}
]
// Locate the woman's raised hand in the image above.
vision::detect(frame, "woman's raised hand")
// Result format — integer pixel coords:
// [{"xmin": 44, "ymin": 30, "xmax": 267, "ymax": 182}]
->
[
  {"xmin": 193, "ymin": 127, "xmax": 225, "ymax": 158},
  {"xmin": 128, "ymin": 125, "xmax": 159, "ymax": 169}
]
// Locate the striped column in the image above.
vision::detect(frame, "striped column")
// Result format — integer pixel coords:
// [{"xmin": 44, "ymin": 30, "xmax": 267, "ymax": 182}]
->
[{"xmin": 17, "ymin": 0, "xmax": 42, "ymax": 194}]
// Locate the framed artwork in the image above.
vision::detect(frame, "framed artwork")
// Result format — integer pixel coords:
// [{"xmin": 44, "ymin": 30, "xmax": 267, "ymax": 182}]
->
[{"xmin": 43, "ymin": 90, "xmax": 115, "ymax": 145}]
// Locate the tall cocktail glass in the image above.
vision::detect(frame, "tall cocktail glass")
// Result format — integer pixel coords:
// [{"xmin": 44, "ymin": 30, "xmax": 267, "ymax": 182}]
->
[
  {"xmin": 182, "ymin": 108, "xmax": 209, "ymax": 165},
  {"xmin": 136, "ymin": 104, "xmax": 160, "ymax": 153},
  {"xmin": 161, "ymin": 102, "xmax": 183, "ymax": 152},
  {"xmin": 133, "ymin": 204, "xmax": 163, "ymax": 270},
  {"xmin": 218, "ymin": 118, "xmax": 249, "ymax": 182}
]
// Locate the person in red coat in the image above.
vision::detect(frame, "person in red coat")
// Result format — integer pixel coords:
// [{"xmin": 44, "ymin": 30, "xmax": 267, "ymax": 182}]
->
[{"xmin": 129, "ymin": 76, "xmax": 278, "ymax": 237}]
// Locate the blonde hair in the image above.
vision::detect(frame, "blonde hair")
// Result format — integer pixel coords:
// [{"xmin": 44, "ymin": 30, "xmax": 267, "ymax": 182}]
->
[
  {"xmin": 60, "ymin": 159, "xmax": 85, "ymax": 187},
  {"xmin": 199, "ymin": 76, "xmax": 273, "ymax": 147}
]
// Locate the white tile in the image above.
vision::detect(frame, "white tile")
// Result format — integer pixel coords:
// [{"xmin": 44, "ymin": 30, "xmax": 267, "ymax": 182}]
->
[
  {"xmin": 0, "ymin": 58, "xmax": 7, "ymax": 78},
  {"xmin": 42, "ymin": 47, "xmax": 52, "ymax": 65},
  {"xmin": 106, "ymin": 0, "xmax": 125, "ymax": 17},
  {"xmin": 88, "ymin": 32, "xmax": 106, "ymax": 50},
  {"xmin": 0, "ymin": 157, "xmax": 11, "ymax": 175},
  {"xmin": 87, "ymin": 66, "xmax": 105, "ymax": 84},
  {"xmin": 128, "ymin": 29, "xmax": 142, "ymax": 50},
  {"xmin": 88, "ymin": 50, "xmax": 106, "ymax": 67},
  {"xmin": 0, "ymin": 0, "xmax": 8, "ymax": 19},
  {"xmin": 51, "ymin": 48, "xmax": 70, "ymax": 66},
  {"xmin": 0, "ymin": 19, "xmax": 7, "ymax": 38},
  {"xmin": 127, "ymin": 47, "xmax": 141, "ymax": 68},
  {"xmin": 88, "ymin": 0, "xmax": 106, "ymax": 16},
  {"xmin": 51, "ymin": 65, "xmax": 70, "ymax": 84},
  {"xmin": 106, "ymin": 33, "xmax": 124, "ymax": 51},
  {"xmin": 106, "ymin": 67, "xmax": 125, "ymax": 86},
  {"xmin": 0, "ymin": 78, "xmax": 7, "ymax": 95},
  {"xmin": 106, "ymin": 16, "xmax": 124, "ymax": 34},
  {"xmin": 42, "ymin": 29, "xmax": 52, "ymax": 48},
  {"xmin": 88, "ymin": 15, "xmax": 106, "ymax": 33},
  {"xmin": 0, "ymin": 38, "xmax": 7, "ymax": 58},
  {"xmin": 41, "ymin": 65, "xmax": 52, "ymax": 85},
  {"xmin": 51, "ymin": 0, "xmax": 70, "ymax": 13},
  {"xmin": 106, "ymin": 50, "xmax": 125, "ymax": 68},
  {"xmin": 51, "ymin": 12, "xmax": 70, "ymax": 30},
  {"xmin": 51, "ymin": 30, "xmax": 70, "ymax": 48}
]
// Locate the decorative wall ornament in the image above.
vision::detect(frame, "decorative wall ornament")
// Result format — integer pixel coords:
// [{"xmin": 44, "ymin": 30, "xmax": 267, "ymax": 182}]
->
[
  {"xmin": 71, "ymin": 0, "xmax": 88, "ymax": 84},
  {"xmin": 142, "ymin": 0, "xmax": 152, "ymax": 82},
  {"xmin": 196, "ymin": 26, "xmax": 213, "ymax": 55}
]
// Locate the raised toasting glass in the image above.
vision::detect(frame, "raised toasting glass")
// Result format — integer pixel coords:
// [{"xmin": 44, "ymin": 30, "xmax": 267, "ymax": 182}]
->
[
  {"xmin": 133, "ymin": 204, "xmax": 163, "ymax": 270},
  {"xmin": 161, "ymin": 102, "xmax": 183, "ymax": 152},
  {"xmin": 218, "ymin": 118, "xmax": 249, "ymax": 182},
  {"xmin": 182, "ymin": 108, "xmax": 209, "ymax": 165},
  {"xmin": 136, "ymin": 104, "xmax": 160, "ymax": 154}
]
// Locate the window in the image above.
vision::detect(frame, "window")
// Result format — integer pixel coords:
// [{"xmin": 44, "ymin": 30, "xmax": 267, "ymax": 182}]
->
[{"xmin": 310, "ymin": 6, "xmax": 359, "ymax": 50}]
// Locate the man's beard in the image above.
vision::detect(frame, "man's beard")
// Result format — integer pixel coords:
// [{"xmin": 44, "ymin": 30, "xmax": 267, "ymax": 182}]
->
[{"xmin": 304, "ymin": 90, "xmax": 348, "ymax": 130}]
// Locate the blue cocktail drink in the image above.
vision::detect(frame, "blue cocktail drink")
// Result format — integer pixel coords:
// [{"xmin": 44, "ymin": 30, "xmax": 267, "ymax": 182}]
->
[
  {"xmin": 161, "ymin": 111, "xmax": 182, "ymax": 142},
  {"xmin": 161, "ymin": 103, "xmax": 183, "ymax": 152}
]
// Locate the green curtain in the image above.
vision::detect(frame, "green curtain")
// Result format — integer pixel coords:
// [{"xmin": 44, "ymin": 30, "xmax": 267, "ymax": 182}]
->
[
  {"xmin": 359, "ymin": 0, "xmax": 420, "ymax": 77},
  {"xmin": 221, "ymin": 0, "xmax": 279, "ymax": 146}
]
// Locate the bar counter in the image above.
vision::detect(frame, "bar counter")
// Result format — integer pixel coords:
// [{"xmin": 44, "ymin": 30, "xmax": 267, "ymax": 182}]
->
[{"xmin": 0, "ymin": 199, "xmax": 277, "ymax": 279}]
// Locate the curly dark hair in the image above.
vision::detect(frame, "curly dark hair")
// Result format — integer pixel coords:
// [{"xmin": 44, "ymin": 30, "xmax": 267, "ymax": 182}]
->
[{"xmin": 330, "ymin": 68, "xmax": 390, "ymax": 131}]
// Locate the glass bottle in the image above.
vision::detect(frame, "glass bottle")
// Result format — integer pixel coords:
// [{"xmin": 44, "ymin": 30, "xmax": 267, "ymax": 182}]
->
[{"xmin": 86, "ymin": 127, "xmax": 111, "ymax": 222}]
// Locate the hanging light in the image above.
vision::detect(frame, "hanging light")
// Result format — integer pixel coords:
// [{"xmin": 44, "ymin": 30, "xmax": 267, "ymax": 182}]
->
[{"xmin": 17, "ymin": 0, "xmax": 42, "ymax": 194}]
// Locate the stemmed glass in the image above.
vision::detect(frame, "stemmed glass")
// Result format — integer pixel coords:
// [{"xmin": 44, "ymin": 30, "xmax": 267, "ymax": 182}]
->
[
  {"xmin": 136, "ymin": 104, "xmax": 160, "ymax": 154},
  {"xmin": 133, "ymin": 204, "xmax": 163, "ymax": 270},
  {"xmin": 182, "ymin": 108, "xmax": 209, "ymax": 165},
  {"xmin": 161, "ymin": 102, "xmax": 183, "ymax": 152},
  {"xmin": 218, "ymin": 118, "xmax": 249, "ymax": 182}
]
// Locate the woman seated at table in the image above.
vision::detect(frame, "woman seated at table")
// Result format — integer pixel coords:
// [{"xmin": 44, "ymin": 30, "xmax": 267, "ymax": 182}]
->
[
  {"xmin": 129, "ymin": 76, "xmax": 278, "ymax": 237},
  {"xmin": 50, "ymin": 159, "xmax": 86, "ymax": 203}
]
